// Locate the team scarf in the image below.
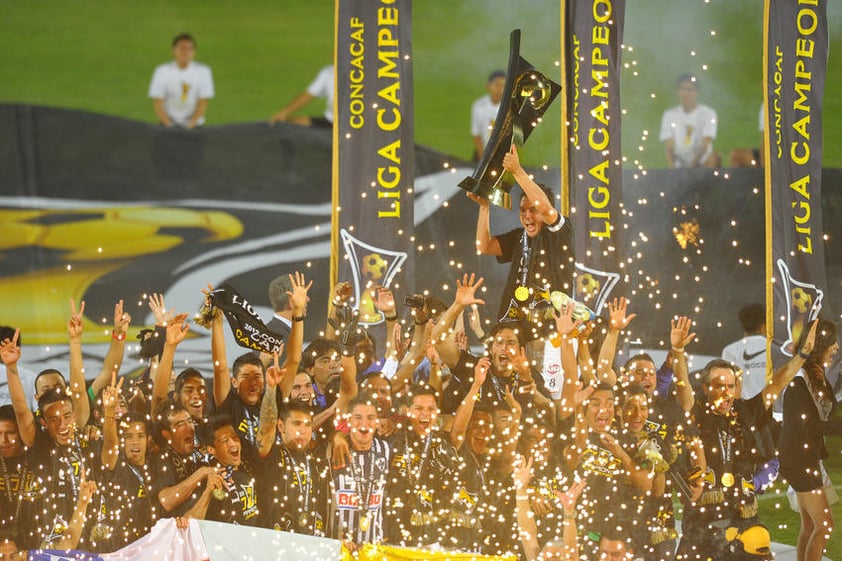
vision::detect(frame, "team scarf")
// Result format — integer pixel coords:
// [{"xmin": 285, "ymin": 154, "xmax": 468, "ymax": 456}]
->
[{"xmin": 208, "ymin": 284, "xmax": 284, "ymax": 354}]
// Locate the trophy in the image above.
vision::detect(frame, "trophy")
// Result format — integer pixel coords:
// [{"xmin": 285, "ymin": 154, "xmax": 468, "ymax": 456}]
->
[{"xmin": 459, "ymin": 29, "xmax": 561, "ymax": 209}]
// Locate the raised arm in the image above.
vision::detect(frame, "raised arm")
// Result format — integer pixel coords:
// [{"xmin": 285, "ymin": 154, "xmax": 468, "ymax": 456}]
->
[
  {"xmin": 502, "ymin": 145, "xmax": 559, "ymax": 224},
  {"xmin": 207, "ymin": 285, "xmax": 232, "ymax": 406},
  {"xmin": 669, "ymin": 316, "xmax": 697, "ymax": 412},
  {"xmin": 556, "ymin": 304, "xmax": 585, "ymax": 422},
  {"xmin": 450, "ymin": 357, "xmax": 488, "ymax": 449},
  {"xmin": 466, "ymin": 192, "xmax": 502, "ymax": 256},
  {"xmin": 513, "ymin": 455, "xmax": 540, "ymax": 561},
  {"xmin": 152, "ymin": 314, "xmax": 190, "ymax": 416},
  {"xmin": 280, "ymin": 272, "xmax": 311, "ymax": 397},
  {"xmin": 431, "ymin": 273, "xmax": 485, "ymax": 369},
  {"xmin": 764, "ymin": 319, "xmax": 817, "ymax": 408},
  {"xmin": 258, "ymin": 351, "xmax": 283, "ymax": 458},
  {"xmin": 596, "ymin": 297, "xmax": 637, "ymax": 386},
  {"xmin": 371, "ymin": 286, "xmax": 398, "ymax": 358},
  {"xmin": 100, "ymin": 373, "xmax": 124, "ymax": 471},
  {"xmin": 67, "ymin": 298, "xmax": 91, "ymax": 428},
  {"xmin": 55, "ymin": 471, "xmax": 97, "ymax": 550},
  {"xmin": 1, "ymin": 330, "xmax": 35, "ymax": 446},
  {"xmin": 88, "ymin": 300, "xmax": 131, "ymax": 399}
]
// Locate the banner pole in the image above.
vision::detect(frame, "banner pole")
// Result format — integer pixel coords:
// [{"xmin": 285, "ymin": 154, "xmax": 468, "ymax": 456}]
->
[{"xmin": 762, "ymin": 0, "xmax": 773, "ymax": 379}]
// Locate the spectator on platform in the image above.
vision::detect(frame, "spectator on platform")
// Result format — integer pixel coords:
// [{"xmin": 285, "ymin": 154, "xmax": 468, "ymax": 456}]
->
[
  {"xmin": 269, "ymin": 65, "xmax": 333, "ymax": 128},
  {"xmin": 471, "ymin": 70, "xmax": 506, "ymax": 161},
  {"xmin": 148, "ymin": 33, "xmax": 215, "ymax": 129},
  {"xmin": 659, "ymin": 74, "xmax": 720, "ymax": 169}
]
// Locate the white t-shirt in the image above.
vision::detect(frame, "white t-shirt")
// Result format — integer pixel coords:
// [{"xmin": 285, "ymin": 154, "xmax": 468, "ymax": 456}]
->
[
  {"xmin": 148, "ymin": 61, "xmax": 215, "ymax": 126},
  {"xmin": 470, "ymin": 94, "xmax": 500, "ymax": 146},
  {"xmin": 721, "ymin": 334, "xmax": 768, "ymax": 399},
  {"xmin": 659, "ymin": 103, "xmax": 717, "ymax": 167},
  {"xmin": 306, "ymin": 65, "xmax": 334, "ymax": 123}
]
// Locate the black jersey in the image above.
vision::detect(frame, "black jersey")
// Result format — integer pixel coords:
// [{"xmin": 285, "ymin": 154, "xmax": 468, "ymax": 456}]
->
[{"xmin": 259, "ymin": 442, "xmax": 327, "ymax": 536}]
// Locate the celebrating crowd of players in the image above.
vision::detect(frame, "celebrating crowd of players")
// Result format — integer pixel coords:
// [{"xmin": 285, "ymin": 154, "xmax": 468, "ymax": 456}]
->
[
  {"xmin": 0, "ymin": 271, "xmax": 834, "ymax": 560},
  {"xmin": 0, "ymin": 148, "xmax": 838, "ymax": 561}
]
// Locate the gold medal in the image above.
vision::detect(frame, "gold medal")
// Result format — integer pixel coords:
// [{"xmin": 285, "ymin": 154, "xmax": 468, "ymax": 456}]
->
[
  {"xmin": 298, "ymin": 513, "xmax": 309, "ymax": 527},
  {"xmin": 514, "ymin": 286, "xmax": 529, "ymax": 301},
  {"xmin": 359, "ymin": 513, "xmax": 370, "ymax": 532},
  {"xmin": 721, "ymin": 472, "xmax": 735, "ymax": 488},
  {"xmin": 212, "ymin": 488, "xmax": 226, "ymax": 500}
]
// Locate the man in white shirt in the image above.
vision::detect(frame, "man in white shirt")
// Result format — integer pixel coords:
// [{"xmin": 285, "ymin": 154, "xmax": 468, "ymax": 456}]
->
[
  {"xmin": 659, "ymin": 74, "xmax": 720, "ymax": 168},
  {"xmin": 148, "ymin": 33, "xmax": 215, "ymax": 129},
  {"xmin": 470, "ymin": 70, "xmax": 505, "ymax": 161},
  {"xmin": 721, "ymin": 303, "xmax": 768, "ymax": 400},
  {"xmin": 269, "ymin": 65, "xmax": 334, "ymax": 128}
]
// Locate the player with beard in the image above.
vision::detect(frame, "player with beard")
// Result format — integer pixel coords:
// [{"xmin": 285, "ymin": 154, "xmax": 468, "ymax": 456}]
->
[
  {"xmin": 677, "ymin": 321, "xmax": 817, "ymax": 561},
  {"xmin": 385, "ymin": 384, "xmax": 463, "ymax": 547},
  {"xmin": 326, "ymin": 394, "xmax": 390, "ymax": 548},
  {"xmin": 189, "ymin": 415, "xmax": 261, "ymax": 526},
  {"xmin": 258, "ymin": 401, "xmax": 327, "ymax": 535},
  {"xmin": 431, "ymin": 274, "xmax": 552, "ymax": 419},
  {"xmin": 0, "ymin": 405, "xmax": 38, "ymax": 550},
  {"xmin": 151, "ymin": 403, "xmax": 220, "ymax": 518}
]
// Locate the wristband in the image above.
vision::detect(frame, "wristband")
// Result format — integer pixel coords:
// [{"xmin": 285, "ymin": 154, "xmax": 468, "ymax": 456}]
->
[
  {"xmin": 515, "ymin": 495, "xmax": 530, "ymax": 501},
  {"xmin": 671, "ymin": 346, "xmax": 685, "ymax": 354},
  {"xmin": 293, "ymin": 315, "xmax": 305, "ymax": 322},
  {"xmin": 384, "ymin": 314, "xmax": 398, "ymax": 322},
  {"xmin": 112, "ymin": 330, "xmax": 126, "ymax": 342},
  {"xmin": 798, "ymin": 349, "xmax": 810, "ymax": 359}
]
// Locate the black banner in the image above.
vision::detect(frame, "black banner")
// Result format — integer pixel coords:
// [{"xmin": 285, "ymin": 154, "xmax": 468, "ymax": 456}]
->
[
  {"xmin": 333, "ymin": 0, "xmax": 415, "ymax": 326},
  {"xmin": 562, "ymin": 0, "xmax": 626, "ymax": 314},
  {"xmin": 765, "ymin": 0, "xmax": 829, "ymax": 357},
  {"xmin": 211, "ymin": 284, "xmax": 284, "ymax": 354}
]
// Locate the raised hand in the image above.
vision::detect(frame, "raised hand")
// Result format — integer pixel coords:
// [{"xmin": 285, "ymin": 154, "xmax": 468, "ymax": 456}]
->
[
  {"xmin": 513, "ymin": 453, "xmax": 534, "ymax": 491},
  {"xmin": 473, "ymin": 357, "xmax": 490, "ymax": 388},
  {"xmin": 467, "ymin": 304, "xmax": 485, "ymax": 339},
  {"xmin": 148, "ymin": 293, "xmax": 172, "ymax": 326},
  {"xmin": 0, "ymin": 329, "xmax": 21, "ymax": 367},
  {"xmin": 455, "ymin": 273, "xmax": 486, "ymax": 308},
  {"xmin": 502, "ymin": 144, "xmax": 521, "ymax": 174},
  {"xmin": 265, "ymin": 350, "xmax": 286, "ymax": 388},
  {"xmin": 607, "ymin": 297, "xmax": 637, "ymax": 331},
  {"xmin": 373, "ymin": 286, "xmax": 396, "ymax": 316},
  {"xmin": 556, "ymin": 477, "xmax": 587, "ymax": 513},
  {"xmin": 165, "ymin": 313, "xmax": 190, "ymax": 346},
  {"xmin": 68, "ymin": 298, "xmax": 86, "ymax": 341},
  {"xmin": 331, "ymin": 281, "xmax": 352, "ymax": 307},
  {"xmin": 77, "ymin": 468, "xmax": 97, "ymax": 506},
  {"xmin": 102, "ymin": 371, "xmax": 124, "ymax": 418},
  {"xmin": 288, "ymin": 271, "xmax": 313, "ymax": 315},
  {"xmin": 670, "ymin": 316, "xmax": 697, "ymax": 351},
  {"xmin": 554, "ymin": 302, "xmax": 583, "ymax": 339},
  {"xmin": 113, "ymin": 299, "xmax": 132, "ymax": 337},
  {"xmin": 465, "ymin": 191, "xmax": 489, "ymax": 208},
  {"xmin": 454, "ymin": 329, "xmax": 468, "ymax": 351}
]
